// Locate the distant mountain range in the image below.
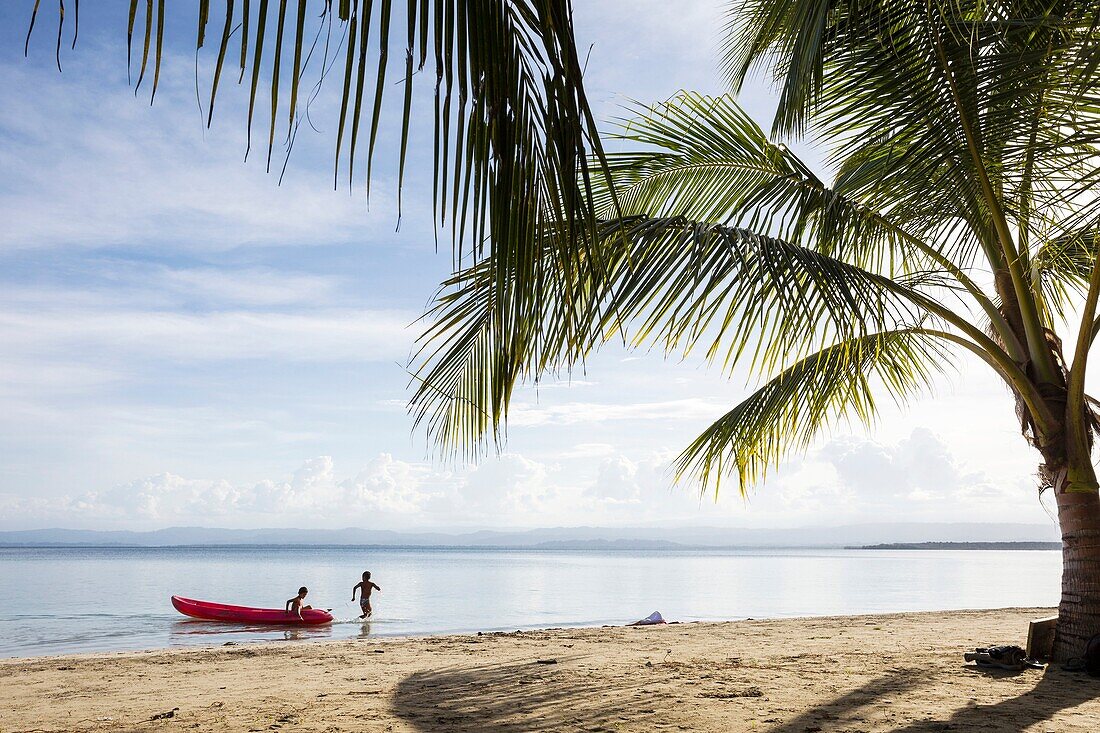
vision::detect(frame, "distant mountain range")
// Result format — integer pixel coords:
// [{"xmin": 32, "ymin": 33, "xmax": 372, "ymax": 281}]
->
[
  {"xmin": 854, "ymin": 541, "xmax": 1061, "ymax": 551},
  {"xmin": 0, "ymin": 522, "xmax": 1061, "ymax": 548}
]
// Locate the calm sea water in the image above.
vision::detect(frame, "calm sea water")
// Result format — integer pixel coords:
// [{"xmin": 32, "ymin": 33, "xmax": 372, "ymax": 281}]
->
[{"xmin": 0, "ymin": 546, "xmax": 1061, "ymax": 658}]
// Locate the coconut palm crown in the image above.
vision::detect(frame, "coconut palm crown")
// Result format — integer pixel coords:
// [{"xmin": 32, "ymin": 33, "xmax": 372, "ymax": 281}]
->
[
  {"xmin": 412, "ymin": 0, "xmax": 1100, "ymax": 661},
  {"xmin": 25, "ymin": 1, "xmax": 1100, "ymax": 660}
]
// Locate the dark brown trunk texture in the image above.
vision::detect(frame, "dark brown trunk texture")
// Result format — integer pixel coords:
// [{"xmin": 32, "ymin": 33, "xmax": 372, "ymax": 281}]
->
[{"xmin": 1053, "ymin": 488, "xmax": 1100, "ymax": 661}]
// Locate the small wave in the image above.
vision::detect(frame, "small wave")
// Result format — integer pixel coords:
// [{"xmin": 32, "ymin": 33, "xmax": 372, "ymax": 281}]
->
[{"xmin": 330, "ymin": 616, "xmax": 410, "ymax": 624}]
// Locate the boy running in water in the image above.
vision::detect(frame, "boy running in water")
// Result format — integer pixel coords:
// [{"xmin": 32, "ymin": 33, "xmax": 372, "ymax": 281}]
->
[{"xmin": 352, "ymin": 571, "xmax": 381, "ymax": 618}]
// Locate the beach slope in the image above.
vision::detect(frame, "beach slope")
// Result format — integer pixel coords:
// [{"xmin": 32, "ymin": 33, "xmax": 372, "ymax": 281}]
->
[{"xmin": 2, "ymin": 608, "xmax": 1098, "ymax": 732}]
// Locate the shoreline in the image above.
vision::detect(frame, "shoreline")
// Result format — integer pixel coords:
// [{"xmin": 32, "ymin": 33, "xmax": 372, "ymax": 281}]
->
[
  {"xmin": 0, "ymin": 605, "xmax": 1063, "ymax": 663},
  {"xmin": 0, "ymin": 542, "xmax": 1064, "ymax": 552},
  {"xmin": 5, "ymin": 607, "xmax": 1100, "ymax": 732}
]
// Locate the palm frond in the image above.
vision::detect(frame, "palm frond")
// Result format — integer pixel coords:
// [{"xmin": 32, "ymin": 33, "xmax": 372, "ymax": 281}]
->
[
  {"xmin": 597, "ymin": 92, "xmax": 976, "ymax": 279},
  {"xmin": 1033, "ymin": 229, "xmax": 1100, "ymax": 322},
  {"xmin": 599, "ymin": 216, "xmax": 944, "ymax": 376},
  {"xmin": 410, "ymin": 213, "xmax": 947, "ymax": 455},
  {"xmin": 721, "ymin": 0, "xmax": 1100, "ymax": 382},
  {"xmin": 409, "ymin": 227, "xmax": 605, "ymax": 456},
  {"xmin": 28, "ymin": 0, "xmax": 607, "ymax": 266},
  {"xmin": 723, "ymin": 1, "xmax": 1100, "ymax": 148},
  {"xmin": 675, "ymin": 327, "xmax": 955, "ymax": 495}
]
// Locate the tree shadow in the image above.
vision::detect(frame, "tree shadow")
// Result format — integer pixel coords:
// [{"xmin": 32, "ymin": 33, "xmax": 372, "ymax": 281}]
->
[
  {"xmin": 894, "ymin": 667, "xmax": 1099, "ymax": 733},
  {"xmin": 391, "ymin": 657, "xmax": 654, "ymax": 732},
  {"xmin": 391, "ymin": 657, "xmax": 1099, "ymax": 732},
  {"xmin": 765, "ymin": 670, "xmax": 928, "ymax": 732},
  {"xmin": 770, "ymin": 665, "xmax": 1099, "ymax": 733}
]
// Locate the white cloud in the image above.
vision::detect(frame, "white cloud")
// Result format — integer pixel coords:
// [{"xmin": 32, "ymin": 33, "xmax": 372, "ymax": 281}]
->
[
  {"xmin": 822, "ymin": 427, "xmax": 1020, "ymax": 504},
  {"xmin": 342, "ymin": 454, "xmax": 431, "ymax": 513},
  {"xmin": 457, "ymin": 453, "xmax": 560, "ymax": 515},
  {"xmin": 0, "ymin": 426, "xmax": 1056, "ymax": 530},
  {"xmin": 149, "ymin": 267, "xmax": 344, "ymax": 308},
  {"xmin": 0, "ymin": 453, "xmax": 568, "ymax": 529},
  {"xmin": 1, "ymin": 454, "xmax": 438, "ymax": 528},
  {"xmin": 0, "ymin": 359, "xmax": 119, "ymax": 395},
  {"xmin": 0, "ymin": 306, "xmax": 415, "ymax": 363},
  {"xmin": 587, "ymin": 451, "xmax": 674, "ymax": 505},
  {"xmin": 751, "ymin": 428, "xmax": 1044, "ymax": 523},
  {"xmin": 558, "ymin": 442, "xmax": 618, "ymax": 459},
  {"xmin": 509, "ymin": 397, "xmax": 726, "ymax": 427},
  {"xmin": 0, "ymin": 57, "xmax": 393, "ymax": 253}
]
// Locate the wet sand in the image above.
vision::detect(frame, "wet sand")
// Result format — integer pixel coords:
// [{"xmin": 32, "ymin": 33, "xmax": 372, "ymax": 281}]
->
[{"xmin": 2, "ymin": 607, "xmax": 1098, "ymax": 732}]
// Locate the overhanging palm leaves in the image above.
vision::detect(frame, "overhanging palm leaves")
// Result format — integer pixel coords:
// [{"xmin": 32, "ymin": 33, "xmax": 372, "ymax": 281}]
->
[
  {"xmin": 411, "ymin": 199, "xmax": 970, "ymax": 464},
  {"xmin": 600, "ymin": 93, "xmax": 914, "ymax": 273},
  {"xmin": 23, "ymin": 1, "xmax": 1100, "ymax": 495},
  {"xmin": 28, "ymin": 1, "xmax": 616, "ymax": 470},
  {"xmin": 26, "ymin": 0, "xmax": 608, "ymax": 284},
  {"xmin": 417, "ymin": 75, "xmax": 1098, "ymax": 497}
]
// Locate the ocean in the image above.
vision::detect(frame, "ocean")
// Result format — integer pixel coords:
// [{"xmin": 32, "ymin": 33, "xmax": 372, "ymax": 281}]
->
[{"xmin": 0, "ymin": 545, "xmax": 1061, "ymax": 658}]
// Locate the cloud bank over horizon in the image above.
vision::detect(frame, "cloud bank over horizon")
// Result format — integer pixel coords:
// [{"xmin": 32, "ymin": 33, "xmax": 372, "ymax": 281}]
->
[{"xmin": 0, "ymin": 428, "xmax": 1054, "ymax": 531}]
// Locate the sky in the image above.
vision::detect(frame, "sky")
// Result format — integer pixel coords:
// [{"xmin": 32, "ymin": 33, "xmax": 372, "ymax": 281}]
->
[{"xmin": 0, "ymin": 1, "xmax": 1062, "ymax": 532}]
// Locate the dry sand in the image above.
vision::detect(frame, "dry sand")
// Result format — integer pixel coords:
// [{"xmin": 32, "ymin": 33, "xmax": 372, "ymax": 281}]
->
[{"xmin": 2, "ymin": 607, "xmax": 1099, "ymax": 732}]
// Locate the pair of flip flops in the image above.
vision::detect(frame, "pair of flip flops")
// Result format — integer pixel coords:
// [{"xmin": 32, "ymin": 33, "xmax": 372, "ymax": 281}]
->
[{"xmin": 964, "ymin": 645, "xmax": 1044, "ymax": 671}]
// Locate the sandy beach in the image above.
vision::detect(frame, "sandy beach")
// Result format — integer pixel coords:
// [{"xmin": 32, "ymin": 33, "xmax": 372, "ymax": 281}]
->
[{"xmin": 2, "ymin": 608, "xmax": 1099, "ymax": 732}]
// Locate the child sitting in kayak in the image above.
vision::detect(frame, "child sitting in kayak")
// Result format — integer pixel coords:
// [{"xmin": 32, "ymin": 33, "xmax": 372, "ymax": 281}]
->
[
  {"xmin": 285, "ymin": 586, "xmax": 312, "ymax": 620},
  {"xmin": 351, "ymin": 571, "xmax": 382, "ymax": 618}
]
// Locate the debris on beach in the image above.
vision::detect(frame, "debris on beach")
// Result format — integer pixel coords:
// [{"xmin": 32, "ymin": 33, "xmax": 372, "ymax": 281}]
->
[
  {"xmin": 699, "ymin": 686, "xmax": 763, "ymax": 699},
  {"xmin": 627, "ymin": 611, "xmax": 668, "ymax": 626},
  {"xmin": 963, "ymin": 645, "xmax": 1043, "ymax": 671}
]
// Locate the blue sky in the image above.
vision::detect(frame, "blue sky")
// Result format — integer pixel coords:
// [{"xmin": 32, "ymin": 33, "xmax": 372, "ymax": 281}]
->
[{"xmin": 0, "ymin": 1, "xmax": 1057, "ymax": 531}]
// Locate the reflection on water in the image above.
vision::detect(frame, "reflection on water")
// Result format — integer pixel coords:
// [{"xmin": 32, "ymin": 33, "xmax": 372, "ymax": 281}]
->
[
  {"xmin": 0, "ymin": 545, "xmax": 1062, "ymax": 657},
  {"xmin": 166, "ymin": 616, "xmax": 372, "ymax": 645},
  {"xmin": 169, "ymin": 619, "xmax": 334, "ymax": 644}
]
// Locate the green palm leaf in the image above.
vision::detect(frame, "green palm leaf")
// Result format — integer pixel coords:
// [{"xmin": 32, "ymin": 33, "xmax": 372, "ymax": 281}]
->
[
  {"xmin": 410, "ymin": 232, "xmax": 606, "ymax": 456},
  {"xmin": 598, "ymin": 216, "xmax": 940, "ymax": 374},
  {"xmin": 21, "ymin": 1, "xmax": 1099, "ymax": 501},
  {"xmin": 676, "ymin": 328, "xmax": 956, "ymax": 495},
  {"xmin": 410, "ymin": 213, "xmax": 947, "ymax": 455},
  {"xmin": 597, "ymin": 92, "xmax": 974, "ymax": 280},
  {"xmin": 1033, "ymin": 229, "xmax": 1100, "ymax": 322},
  {"xmin": 28, "ymin": 0, "xmax": 609, "ymax": 283}
]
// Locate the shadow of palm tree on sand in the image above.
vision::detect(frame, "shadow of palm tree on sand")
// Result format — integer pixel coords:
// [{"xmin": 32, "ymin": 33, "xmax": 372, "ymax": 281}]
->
[
  {"xmin": 769, "ymin": 666, "xmax": 1098, "ymax": 733},
  {"xmin": 392, "ymin": 657, "xmax": 1098, "ymax": 732},
  {"xmin": 392, "ymin": 657, "xmax": 658, "ymax": 732}
]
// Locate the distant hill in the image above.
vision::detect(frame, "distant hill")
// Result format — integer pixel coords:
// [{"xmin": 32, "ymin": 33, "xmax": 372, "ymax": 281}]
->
[
  {"xmin": 0, "ymin": 522, "xmax": 1060, "ymax": 549},
  {"xmin": 530, "ymin": 539, "xmax": 686, "ymax": 551},
  {"xmin": 854, "ymin": 541, "xmax": 1061, "ymax": 551}
]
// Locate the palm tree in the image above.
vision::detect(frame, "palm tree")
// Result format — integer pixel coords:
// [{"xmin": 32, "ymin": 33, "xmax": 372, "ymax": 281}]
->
[{"xmin": 25, "ymin": 1, "xmax": 1100, "ymax": 660}]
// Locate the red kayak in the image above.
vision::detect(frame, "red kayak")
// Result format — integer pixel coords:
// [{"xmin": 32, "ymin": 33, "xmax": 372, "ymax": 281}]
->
[{"xmin": 171, "ymin": 595, "xmax": 334, "ymax": 626}]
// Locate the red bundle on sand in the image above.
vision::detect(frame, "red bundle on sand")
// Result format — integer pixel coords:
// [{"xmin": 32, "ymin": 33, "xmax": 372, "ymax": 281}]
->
[{"xmin": 171, "ymin": 596, "xmax": 334, "ymax": 626}]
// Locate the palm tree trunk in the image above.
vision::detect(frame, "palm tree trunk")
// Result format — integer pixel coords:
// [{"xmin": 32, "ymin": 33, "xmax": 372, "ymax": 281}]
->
[{"xmin": 1053, "ymin": 486, "xmax": 1100, "ymax": 661}]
